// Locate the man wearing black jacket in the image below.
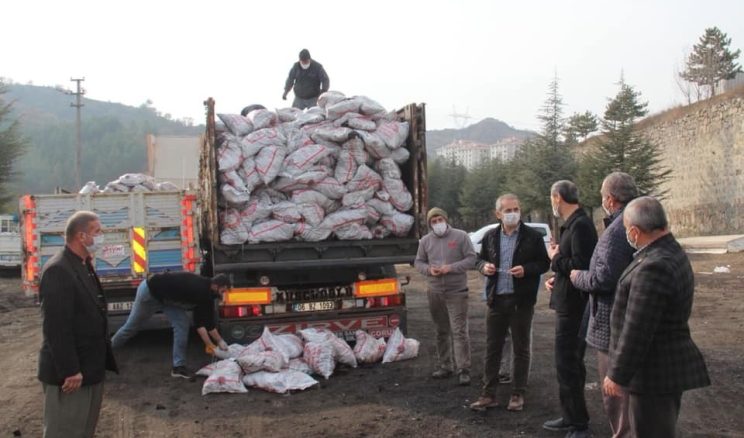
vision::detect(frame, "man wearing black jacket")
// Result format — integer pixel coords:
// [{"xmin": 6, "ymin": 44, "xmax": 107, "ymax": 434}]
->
[
  {"xmin": 38, "ymin": 211, "xmax": 118, "ymax": 438},
  {"xmin": 543, "ymin": 181, "xmax": 598, "ymax": 438},
  {"xmin": 469, "ymin": 194, "xmax": 550, "ymax": 412},
  {"xmin": 111, "ymin": 271, "xmax": 231, "ymax": 380},
  {"xmin": 283, "ymin": 48, "xmax": 330, "ymax": 109}
]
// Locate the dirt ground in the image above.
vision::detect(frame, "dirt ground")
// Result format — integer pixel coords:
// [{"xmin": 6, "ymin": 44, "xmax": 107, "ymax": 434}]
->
[{"xmin": 1, "ymin": 252, "xmax": 743, "ymax": 438}]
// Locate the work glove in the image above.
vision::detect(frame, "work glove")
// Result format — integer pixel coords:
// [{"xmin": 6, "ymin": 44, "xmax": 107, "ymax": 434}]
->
[{"xmin": 282, "ymin": 92, "xmax": 288, "ymax": 101}]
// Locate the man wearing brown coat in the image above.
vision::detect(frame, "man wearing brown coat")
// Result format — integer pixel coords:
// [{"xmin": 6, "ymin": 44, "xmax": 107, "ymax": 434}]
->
[{"xmin": 38, "ymin": 211, "xmax": 118, "ymax": 438}]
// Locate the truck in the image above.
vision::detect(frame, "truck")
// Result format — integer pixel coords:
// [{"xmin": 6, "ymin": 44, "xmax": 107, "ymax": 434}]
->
[
  {"xmin": 200, "ymin": 98, "xmax": 427, "ymax": 343},
  {"xmin": 0, "ymin": 214, "xmax": 21, "ymax": 270},
  {"xmin": 19, "ymin": 190, "xmax": 200, "ymax": 330}
]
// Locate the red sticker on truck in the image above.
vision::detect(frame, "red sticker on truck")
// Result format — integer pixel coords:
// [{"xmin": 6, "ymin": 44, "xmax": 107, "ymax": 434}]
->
[{"xmin": 267, "ymin": 314, "xmax": 400, "ymax": 337}]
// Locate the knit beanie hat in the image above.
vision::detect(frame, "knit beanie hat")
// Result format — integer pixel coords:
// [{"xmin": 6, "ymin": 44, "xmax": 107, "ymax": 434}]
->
[{"xmin": 426, "ymin": 207, "xmax": 449, "ymax": 224}]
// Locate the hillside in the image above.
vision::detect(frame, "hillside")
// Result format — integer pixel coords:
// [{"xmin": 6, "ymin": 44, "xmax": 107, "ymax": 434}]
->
[
  {"xmin": 426, "ymin": 117, "xmax": 535, "ymax": 152},
  {"xmin": 5, "ymin": 83, "xmax": 202, "ymax": 196}
]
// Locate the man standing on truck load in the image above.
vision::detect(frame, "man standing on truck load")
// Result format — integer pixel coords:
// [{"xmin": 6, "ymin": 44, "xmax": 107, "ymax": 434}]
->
[
  {"xmin": 38, "ymin": 211, "xmax": 118, "ymax": 438},
  {"xmin": 111, "ymin": 272, "xmax": 231, "ymax": 380},
  {"xmin": 414, "ymin": 207, "xmax": 477, "ymax": 385},
  {"xmin": 283, "ymin": 48, "xmax": 330, "ymax": 109},
  {"xmin": 469, "ymin": 194, "xmax": 550, "ymax": 412}
]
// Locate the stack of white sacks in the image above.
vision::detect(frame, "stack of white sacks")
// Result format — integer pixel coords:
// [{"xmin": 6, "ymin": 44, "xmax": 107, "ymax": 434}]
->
[
  {"xmin": 199, "ymin": 327, "xmax": 419, "ymax": 395},
  {"xmin": 216, "ymin": 91, "xmax": 416, "ymax": 245},
  {"xmin": 79, "ymin": 173, "xmax": 180, "ymax": 194}
]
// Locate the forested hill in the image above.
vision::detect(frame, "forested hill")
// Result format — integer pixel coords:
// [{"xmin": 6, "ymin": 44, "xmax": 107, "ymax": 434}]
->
[{"xmin": 6, "ymin": 83, "xmax": 202, "ymax": 195}]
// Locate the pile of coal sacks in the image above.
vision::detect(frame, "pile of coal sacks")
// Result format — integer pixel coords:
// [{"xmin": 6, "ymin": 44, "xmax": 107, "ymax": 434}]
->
[
  {"xmin": 78, "ymin": 173, "xmax": 179, "ymax": 194},
  {"xmin": 216, "ymin": 91, "xmax": 415, "ymax": 244},
  {"xmin": 199, "ymin": 327, "xmax": 419, "ymax": 395}
]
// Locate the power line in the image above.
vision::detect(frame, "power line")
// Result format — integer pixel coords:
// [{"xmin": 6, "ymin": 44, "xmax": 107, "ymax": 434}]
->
[
  {"xmin": 68, "ymin": 78, "xmax": 85, "ymax": 189},
  {"xmin": 448, "ymin": 105, "xmax": 472, "ymax": 129}
]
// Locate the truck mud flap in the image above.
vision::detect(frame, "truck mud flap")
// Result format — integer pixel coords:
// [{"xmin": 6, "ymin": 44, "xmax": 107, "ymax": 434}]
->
[{"xmin": 219, "ymin": 307, "xmax": 407, "ymax": 344}]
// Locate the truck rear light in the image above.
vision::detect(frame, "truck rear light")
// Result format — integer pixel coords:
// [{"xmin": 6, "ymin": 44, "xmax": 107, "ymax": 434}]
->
[
  {"xmin": 366, "ymin": 294, "xmax": 404, "ymax": 308},
  {"xmin": 224, "ymin": 287, "xmax": 272, "ymax": 305},
  {"xmin": 341, "ymin": 299, "xmax": 364, "ymax": 309},
  {"xmin": 20, "ymin": 195, "xmax": 39, "ymax": 288},
  {"xmin": 354, "ymin": 278, "xmax": 399, "ymax": 297},
  {"xmin": 220, "ymin": 305, "xmax": 262, "ymax": 318},
  {"xmin": 180, "ymin": 194, "xmax": 199, "ymax": 272}
]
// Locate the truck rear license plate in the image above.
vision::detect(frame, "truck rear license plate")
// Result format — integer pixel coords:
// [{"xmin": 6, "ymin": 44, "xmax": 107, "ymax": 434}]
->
[
  {"xmin": 292, "ymin": 301, "xmax": 335, "ymax": 312},
  {"xmin": 108, "ymin": 301, "xmax": 133, "ymax": 312}
]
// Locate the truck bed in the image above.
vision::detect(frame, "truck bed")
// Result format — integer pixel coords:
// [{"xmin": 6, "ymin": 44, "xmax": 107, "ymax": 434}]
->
[{"xmin": 200, "ymin": 99, "xmax": 428, "ymax": 272}]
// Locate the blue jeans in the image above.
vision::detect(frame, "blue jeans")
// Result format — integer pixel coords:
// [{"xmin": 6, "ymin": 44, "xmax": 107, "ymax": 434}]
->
[{"xmin": 111, "ymin": 281, "xmax": 190, "ymax": 367}]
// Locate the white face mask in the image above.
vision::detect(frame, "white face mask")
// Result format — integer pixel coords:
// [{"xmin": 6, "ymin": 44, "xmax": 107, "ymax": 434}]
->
[
  {"xmin": 432, "ymin": 222, "xmax": 448, "ymax": 236},
  {"xmin": 300, "ymin": 61, "xmax": 310, "ymax": 70},
  {"xmin": 602, "ymin": 196, "xmax": 613, "ymax": 217},
  {"xmin": 626, "ymin": 227, "xmax": 637, "ymax": 250},
  {"xmin": 86, "ymin": 233, "xmax": 105, "ymax": 254},
  {"xmin": 502, "ymin": 212, "xmax": 520, "ymax": 227},
  {"xmin": 552, "ymin": 203, "xmax": 560, "ymax": 218}
]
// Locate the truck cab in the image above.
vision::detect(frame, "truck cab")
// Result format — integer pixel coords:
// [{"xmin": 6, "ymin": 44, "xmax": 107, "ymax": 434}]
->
[{"xmin": 0, "ymin": 214, "xmax": 21, "ymax": 270}]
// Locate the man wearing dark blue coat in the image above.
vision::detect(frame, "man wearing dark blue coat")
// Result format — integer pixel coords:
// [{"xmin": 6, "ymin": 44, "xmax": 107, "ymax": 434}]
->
[{"xmin": 571, "ymin": 172, "xmax": 638, "ymax": 438}]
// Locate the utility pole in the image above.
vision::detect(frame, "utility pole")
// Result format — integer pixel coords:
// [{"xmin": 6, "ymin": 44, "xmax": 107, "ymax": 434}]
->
[{"xmin": 68, "ymin": 78, "xmax": 85, "ymax": 189}]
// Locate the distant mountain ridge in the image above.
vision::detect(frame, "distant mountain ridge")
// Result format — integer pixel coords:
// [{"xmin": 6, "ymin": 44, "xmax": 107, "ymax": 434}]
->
[
  {"xmin": 3, "ymin": 83, "xmax": 201, "ymax": 196},
  {"xmin": 426, "ymin": 118, "xmax": 535, "ymax": 152},
  {"xmin": 6, "ymin": 83, "xmax": 203, "ymax": 130}
]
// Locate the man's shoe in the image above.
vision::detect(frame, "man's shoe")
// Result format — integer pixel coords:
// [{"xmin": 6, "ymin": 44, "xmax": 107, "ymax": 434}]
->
[
  {"xmin": 431, "ymin": 368, "xmax": 453, "ymax": 379},
  {"xmin": 506, "ymin": 393, "xmax": 524, "ymax": 411},
  {"xmin": 171, "ymin": 366, "xmax": 195, "ymax": 381},
  {"xmin": 469, "ymin": 396, "xmax": 500, "ymax": 411},
  {"xmin": 565, "ymin": 428, "xmax": 591, "ymax": 438},
  {"xmin": 498, "ymin": 373, "xmax": 512, "ymax": 384},
  {"xmin": 543, "ymin": 417, "xmax": 573, "ymax": 432},
  {"xmin": 458, "ymin": 370, "xmax": 471, "ymax": 386}
]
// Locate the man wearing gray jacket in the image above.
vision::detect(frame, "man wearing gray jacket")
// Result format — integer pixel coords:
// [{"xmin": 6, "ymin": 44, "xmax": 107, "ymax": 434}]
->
[
  {"xmin": 414, "ymin": 207, "xmax": 477, "ymax": 385},
  {"xmin": 570, "ymin": 172, "xmax": 637, "ymax": 437}
]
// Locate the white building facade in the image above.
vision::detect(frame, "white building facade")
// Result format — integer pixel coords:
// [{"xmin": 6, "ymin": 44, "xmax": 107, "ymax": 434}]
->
[{"xmin": 436, "ymin": 137, "xmax": 525, "ymax": 169}]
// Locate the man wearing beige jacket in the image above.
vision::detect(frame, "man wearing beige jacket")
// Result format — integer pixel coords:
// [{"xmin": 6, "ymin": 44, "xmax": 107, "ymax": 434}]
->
[{"xmin": 414, "ymin": 207, "xmax": 477, "ymax": 385}]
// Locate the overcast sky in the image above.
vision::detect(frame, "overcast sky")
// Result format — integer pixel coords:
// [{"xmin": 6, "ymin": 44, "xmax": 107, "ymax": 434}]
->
[{"xmin": 3, "ymin": 0, "xmax": 742, "ymax": 131}]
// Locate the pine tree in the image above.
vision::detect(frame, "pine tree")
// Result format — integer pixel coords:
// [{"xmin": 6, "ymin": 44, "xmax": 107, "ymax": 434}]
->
[
  {"xmin": 680, "ymin": 27, "xmax": 742, "ymax": 98},
  {"xmin": 507, "ymin": 74, "xmax": 576, "ymax": 219},
  {"xmin": 427, "ymin": 157, "xmax": 467, "ymax": 227},
  {"xmin": 458, "ymin": 158, "xmax": 507, "ymax": 230},
  {"xmin": 564, "ymin": 111, "xmax": 598, "ymax": 145},
  {"xmin": 578, "ymin": 79, "xmax": 671, "ymax": 209},
  {"xmin": 0, "ymin": 81, "xmax": 27, "ymax": 209}
]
